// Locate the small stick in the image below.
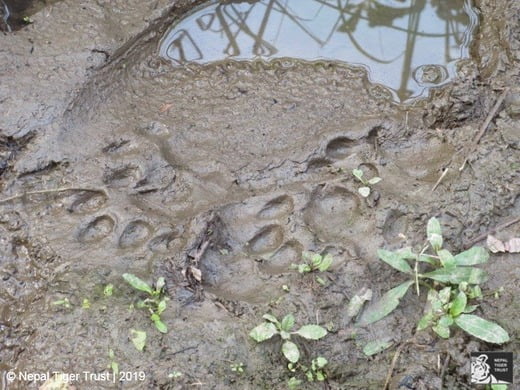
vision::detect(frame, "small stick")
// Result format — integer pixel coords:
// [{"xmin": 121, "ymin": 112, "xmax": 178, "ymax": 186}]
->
[
  {"xmin": 383, "ymin": 339, "xmax": 411, "ymax": 390},
  {"xmin": 459, "ymin": 88, "xmax": 509, "ymax": 171},
  {"xmin": 0, "ymin": 187, "xmax": 107, "ymax": 204},
  {"xmin": 465, "ymin": 215, "xmax": 520, "ymax": 248},
  {"xmin": 439, "ymin": 353, "xmax": 450, "ymax": 390},
  {"xmin": 431, "ymin": 168, "xmax": 450, "ymax": 192}
]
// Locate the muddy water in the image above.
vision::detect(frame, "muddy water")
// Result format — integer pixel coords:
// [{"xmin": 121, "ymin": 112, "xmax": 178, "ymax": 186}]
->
[
  {"xmin": 0, "ymin": 0, "xmax": 519, "ymax": 389},
  {"xmin": 160, "ymin": 0, "xmax": 478, "ymax": 101}
]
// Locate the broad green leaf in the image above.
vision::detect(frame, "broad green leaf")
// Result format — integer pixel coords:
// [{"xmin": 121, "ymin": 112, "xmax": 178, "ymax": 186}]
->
[
  {"xmin": 287, "ymin": 377, "xmax": 302, "ymax": 389},
  {"xmin": 438, "ymin": 287, "xmax": 452, "ymax": 304},
  {"xmin": 469, "ymin": 285, "xmax": 482, "ymax": 299},
  {"xmin": 453, "ymin": 247, "xmax": 489, "ymax": 265},
  {"xmin": 358, "ymin": 187, "xmax": 371, "ymax": 197},
  {"xmin": 418, "ymin": 254, "xmax": 437, "ymax": 265},
  {"xmin": 155, "ymin": 277, "xmax": 166, "ymax": 291},
  {"xmin": 157, "ymin": 299, "xmax": 167, "ymax": 315},
  {"xmin": 352, "ymin": 169, "xmax": 364, "ymax": 181},
  {"xmin": 427, "ymin": 217, "xmax": 442, "ymax": 238},
  {"xmin": 316, "ymin": 371, "xmax": 325, "ymax": 381},
  {"xmin": 249, "ymin": 322, "xmax": 278, "ymax": 342},
  {"xmin": 130, "ymin": 329, "xmax": 147, "ymax": 352},
  {"xmin": 318, "ymin": 254, "xmax": 333, "ymax": 272},
  {"xmin": 281, "ymin": 314, "xmax": 295, "ymax": 331},
  {"xmin": 454, "ymin": 314, "xmax": 510, "ymax": 344},
  {"xmin": 298, "ymin": 264, "xmax": 311, "ymax": 273},
  {"xmin": 280, "ymin": 330, "xmax": 291, "ymax": 340},
  {"xmin": 153, "ymin": 318, "xmax": 168, "ymax": 333},
  {"xmin": 491, "ymin": 385, "xmax": 508, "ymax": 390},
  {"xmin": 311, "ymin": 254, "xmax": 322, "ymax": 267},
  {"xmin": 449, "ymin": 291, "xmax": 467, "ymax": 317},
  {"xmin": 368, "ymin": 177, "xmax": 382, "ymax": 185},
  {"xmin": 104, "ymin": 284, "xmax": 114, "ymax": 297},
  {"xmin": 362, "ymin": 338, "xmax": 393, "ymax": 356},
  {"xmin": 377, "ymin": 249, "xmax": 413, "ymax": 274},
  {"xmin": 432, "ymin": 323, "xmax": 450, "ymax": 338},
  {"xmin": 423, "ymin": 267, "xmax": 487, "ymax": 284},
  {"xmin": 262, "ymin": 314, "xmax": 280, "ymax": 326},
  {"xmin": 122, "ymin": 273, "xmax": 153, "ymax": 295},
  {"xmin": 417, "ymin": 313, "xmax": 434, "ymax": 331},
  {"xmin": 438, "ymin": 249, "xmax": 456, "ymax": 269},
  {"xmin": 358, "ymin": 280, "xmax": 414, "ymax": 325},
  {"xmin": 282, "ymin": 340, "xmax": 300, "ymax": 363},
  {"xmin": 397, "ymin": 247, "xmax": 417, "ymax": 260},
  {"xmin": 294, "ymin": 325, "xmax": 328, "ymax": 340},
  {"xmin": 429, "ymin": 234, "xmax": 443, "ymax": 251},
  {"xmin": 463, "ymin": 304, "xmax": 478, "ymax": 313},
  {"xmin": 427, "ymin": 289, "xmax": 443, "ymax": 312},
  {"xmin": 438, "ymin": 315, "xmax": 454, "ymax": 327},
  {"xmin": 427, "ymin": 218, "xmax": 443, "ymax": 250},
  {"xmin": 313, "ymin": 357, "xmax": 328, "ymax": 369}
]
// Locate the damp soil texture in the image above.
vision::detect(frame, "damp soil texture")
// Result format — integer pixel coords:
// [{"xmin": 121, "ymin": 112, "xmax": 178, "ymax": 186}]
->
[{"xmin": 0, "ymin": 0, "xmax": 519, "ymax": 389}]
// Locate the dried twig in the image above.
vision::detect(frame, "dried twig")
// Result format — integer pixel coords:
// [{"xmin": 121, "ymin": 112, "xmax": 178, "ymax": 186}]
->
[
  {"xmin": 383, "ymin": 339, "xmax": 411, "ymax": 390},
  {"xmin": 459, "ymin": 88, "xmax": 509, "ymax": 171},
  {"xmin": 465, "ymin": 215, "xmax": 520, "ymax": 248},
  {"xmin": 431, "ymin": 168, "xmax": 450, "ymax": 192},
  {"xmin": 439, "ymin": 353, "xmax": 450, "ymax": 390}
]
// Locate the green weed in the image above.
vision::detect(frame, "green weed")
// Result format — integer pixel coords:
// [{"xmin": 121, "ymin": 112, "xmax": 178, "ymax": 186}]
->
[
  {"xmin": 122, "ymin": 273, "xmax": 168, "ymax": 333},
  {"xmin": 352, "ymin": 168, "xmax": 381, "ymax": 197},
  {"xmin": 358, "ymin": 217, "xmax": 509, "ymax": 344}
]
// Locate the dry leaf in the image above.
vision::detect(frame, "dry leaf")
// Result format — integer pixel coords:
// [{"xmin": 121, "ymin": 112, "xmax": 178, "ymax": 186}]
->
[
  {"xmin": 189, "ymin": 266, "xmax": 202, "ymax": 282},
  {"xmin": 505, "ymin": 238, "xmax": 520, "ymax": 253},
  {"xmin": 487, "ymin": 235, "xmax": 505, "ymax": 253}
]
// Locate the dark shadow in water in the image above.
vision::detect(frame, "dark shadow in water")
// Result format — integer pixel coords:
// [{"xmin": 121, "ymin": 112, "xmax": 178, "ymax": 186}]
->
[
  {"xmin": 1, "ymin": 0, "xmax": 62, "ymax": 32},
  {"xmin": 160, "ymin": 0, "xmax": 478, "ymax": 102}
]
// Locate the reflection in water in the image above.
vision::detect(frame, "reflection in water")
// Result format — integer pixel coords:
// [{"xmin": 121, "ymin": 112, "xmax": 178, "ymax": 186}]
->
[{"xmin": 160, "ymin": 0, "xmax": 478, "ymax": 101}]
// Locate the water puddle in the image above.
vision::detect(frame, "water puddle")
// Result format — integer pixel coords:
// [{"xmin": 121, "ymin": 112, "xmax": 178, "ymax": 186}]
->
[{"xmin": 160, "ymin": 0, "xmax": 478, "ymax": 102}]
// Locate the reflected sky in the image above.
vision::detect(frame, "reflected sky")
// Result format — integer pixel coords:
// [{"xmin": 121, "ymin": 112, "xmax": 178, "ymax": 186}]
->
[{"xmin": 159, "ymin": 0, "xmax": 478, "ymax": 102}]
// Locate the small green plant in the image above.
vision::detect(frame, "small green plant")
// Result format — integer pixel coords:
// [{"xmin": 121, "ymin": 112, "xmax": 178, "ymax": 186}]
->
[
  {"xmin": 291, "ymin": 252, "xmax": 333, "ymax": 286},
  {"xmin": 52, "ymin": 298, "xmax": 71, "ymax": 309},
  {"xmin": 107, "ymin": 349, "xmax": 119, "ymax": 376},
  {"xmin": 81, "ymin": 298, "xmax": 91, "ymax": 309},
  {"xmin": 302, "ymin": 357, "xmax": 328, "ymax": 382},
  {"xmin": 249, "ymin": 313, "xmax": 327, "ymax": 366},
  {"xmin": 123, "ymin": 273, "xmax": 168, "ymax": 333},
  {"xmin": 358, "ymin": 217, "xmax": 509, "ymax": 344},
  {"xmin": 168, "ymin": 371, "xmax": 182, "ymax": 379},
  {"xmin": 229, "ymin": 362, "xmax": 245, "ymax": 373},
  {"xmin": 104, "ymin": 283, "xmax": 114, "ymax": 297},
  {"xmin": 352, "ymin": 168, "xmax": 381, "ymax": 197}
]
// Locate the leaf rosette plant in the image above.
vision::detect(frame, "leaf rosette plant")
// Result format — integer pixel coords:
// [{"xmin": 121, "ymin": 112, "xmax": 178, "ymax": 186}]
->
[
  {"xmin": 123, "ymin": 273, "xmax": 168, "ymax": 333},
  {"xmin": 249, "ymin": 314, "xmax": 328, "ymax": 364},
  {"xmin": 358, "ymin": 217, "xmax": 509, "ymax": 344}
]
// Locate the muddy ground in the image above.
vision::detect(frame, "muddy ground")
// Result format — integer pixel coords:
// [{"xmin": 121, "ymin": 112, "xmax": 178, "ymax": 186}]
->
[{"xmin": 0, "ymin": 0, "xmax": 519, "ymax": 389}]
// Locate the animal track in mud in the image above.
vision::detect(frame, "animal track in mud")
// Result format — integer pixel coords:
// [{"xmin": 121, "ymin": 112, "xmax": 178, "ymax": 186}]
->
[
  {"xmin": 259, "ymin": 240, "xmax": 303, "ymax": 274},
  {"xmin": 325, "ymin": 137, "xmax": 355, "ymax": 160},
  {"xmin": 257, "ymin": 195, "xmax": 294, "ymax": 219},
  {"xmin": 78, "ymin": 215, "xmax": 115, "ymax": 243},
  {"xmin": 67, "ymin": 191, "xmax": 108, "ymax": 214},
  {"xmin": 148, "ymin": 229, "xmax": 180, "ymax": 253},
  {"xmin": 103, "ymin": 164, "xmax": 141, "ymax": 188},
  {"xmin": 304, "ymin": 185, "xmax": 361, "ymax": 240},
  {"xmin": 246, "ymin": 224, "xmax": 284, "ymax": 255},
  {"xmin": 382, "ymin": 210, "xmax": 408, "ymax": 243},
  {"xmin": 118, "ymin": 220, "xmax": 154, "ymax": 249}
]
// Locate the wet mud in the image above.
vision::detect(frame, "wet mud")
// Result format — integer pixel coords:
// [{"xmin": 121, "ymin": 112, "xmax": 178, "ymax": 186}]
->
[{"xmin": 0, "ymin": 0, "xmax": 519, "ymax": 389}]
